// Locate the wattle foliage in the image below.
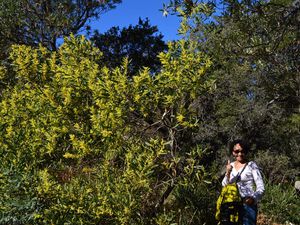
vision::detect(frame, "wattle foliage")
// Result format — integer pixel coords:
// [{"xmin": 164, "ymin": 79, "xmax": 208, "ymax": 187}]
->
[{"xmin": 0, "ymin": 35, "xmax": 214, "ymax": 224}]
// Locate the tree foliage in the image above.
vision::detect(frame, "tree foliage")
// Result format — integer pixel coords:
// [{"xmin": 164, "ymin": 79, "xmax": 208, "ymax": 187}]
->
[
  {"xmin": 0, "ymin": 0, "xmax": 122, "ymax": 52},
  {"xmin": 91, "ymin": 18, "xmax": 168, "ymax": 75},
  {"xmin": 0, "ymin": 35, "xmax": 215, "ymax": 224},
  {"xmin": 164, "ymin": 0, "xmax": 299, "ymax": 222},
  {"xmin": 166, "ymin": 0, "xmax": 299, "ymax": 164},
  {"xmin": 0, "ymin": 0, "xmax": 299, "ymax": 224}
]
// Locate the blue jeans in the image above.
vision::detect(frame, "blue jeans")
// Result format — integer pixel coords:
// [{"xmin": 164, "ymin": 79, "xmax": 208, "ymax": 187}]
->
[{"xmin": 242, "ymin": 204, "xmax": 257, "ymax": 225}]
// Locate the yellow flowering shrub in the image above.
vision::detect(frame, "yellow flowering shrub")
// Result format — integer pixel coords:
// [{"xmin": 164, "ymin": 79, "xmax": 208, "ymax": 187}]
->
[{"xmin": 0, "ymin": 35, "xmax": 213, "ymax": 224}]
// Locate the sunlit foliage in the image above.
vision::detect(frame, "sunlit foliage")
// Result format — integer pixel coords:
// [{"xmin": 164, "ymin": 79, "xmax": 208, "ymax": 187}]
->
[{"xmin": 0, "ymin": 35, "xmax": 214, "ymax": 224}]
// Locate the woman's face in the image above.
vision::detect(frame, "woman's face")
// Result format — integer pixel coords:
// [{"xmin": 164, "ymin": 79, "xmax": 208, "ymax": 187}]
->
[{"xmin": 232, "ymin": 143, "xmax": 246, "ymax": 162}]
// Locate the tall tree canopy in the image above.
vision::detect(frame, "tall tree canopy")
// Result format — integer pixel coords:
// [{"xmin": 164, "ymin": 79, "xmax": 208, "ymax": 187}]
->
[
  {"xmin": 0, "ymin": 0, "xmax": 122, "ymax": 52},
  {"xmin": 165, "ymin": 0, "xmax": 299, "ymax": 177},
  {"xmin": 91, "ymin": 18, "xmax": 168, "ymax": 75}
]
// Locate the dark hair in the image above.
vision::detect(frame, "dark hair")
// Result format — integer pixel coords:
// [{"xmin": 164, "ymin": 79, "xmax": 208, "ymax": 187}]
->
[{"xmin": 229, "ymin": 139, "xmax": 250, "ymax": 155}]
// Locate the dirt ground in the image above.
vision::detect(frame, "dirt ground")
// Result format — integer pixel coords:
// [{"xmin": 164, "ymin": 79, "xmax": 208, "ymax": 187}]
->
[{"xmin": 257, "ymin": 214, "xmax": 286, "ymax": 225}]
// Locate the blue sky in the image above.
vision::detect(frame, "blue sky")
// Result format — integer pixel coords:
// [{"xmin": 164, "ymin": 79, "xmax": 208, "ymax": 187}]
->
[{"xmin": 88, "ymin": 0, "xmax": 182, "ymax": 42}]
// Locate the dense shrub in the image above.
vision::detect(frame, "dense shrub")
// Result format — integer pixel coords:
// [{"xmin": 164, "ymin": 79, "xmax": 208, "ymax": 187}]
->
[
  {"xmin": 0, "ymin": 35, "xmax": 214, "ymax": 224},
  {"xmin": 255, "ymin": 150, "xmax": 298, "ymax": 184},
  {"xmin": 260, "ymin": 182, "xmax": 300, "ymax": 224}
]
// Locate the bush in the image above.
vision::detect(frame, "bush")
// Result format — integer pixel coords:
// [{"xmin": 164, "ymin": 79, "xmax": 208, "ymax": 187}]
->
[
  {"xmin": 0, "ymin": 35, "xmax": 214, "ymax": 224},
  {"xmin": 255, "ymin": 150, "xmax": 297, "ymax": 184},
  {"xmin": 260, "ymin": 182, "xmax": 300, "ymax": 224}
]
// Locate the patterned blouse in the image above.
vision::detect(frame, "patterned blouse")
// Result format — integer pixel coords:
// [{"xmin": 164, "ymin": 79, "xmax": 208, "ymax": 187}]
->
[{"xmin": 222, "ymin": 161, "xmax": 265, "ymax": 204}]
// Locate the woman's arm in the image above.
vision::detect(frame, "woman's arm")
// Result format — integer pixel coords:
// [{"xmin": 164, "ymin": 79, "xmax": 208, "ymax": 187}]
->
[
  {"xmin": 222, "ymin": 160, "xmax": 233, "ymax": 186},
  {"xmin": 251, "ymin": 162, "xmax": 265, "ymax": 203},
  {"xmin": 222, "ymin": 174, "xmax": 229, "ymax": 186}
]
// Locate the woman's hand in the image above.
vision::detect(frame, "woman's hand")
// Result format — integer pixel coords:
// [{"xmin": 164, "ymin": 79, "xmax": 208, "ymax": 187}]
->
[
  {"xmin": 225, "ymin": 160, "xmax": 232, "ymax": 179},
  {"xmin": 244, "ymin": 197, "xmax": 255, "ymax": 205},
  {"xmin": 226, "ymin": 160, "xmax": 232, "ymax": 175}
]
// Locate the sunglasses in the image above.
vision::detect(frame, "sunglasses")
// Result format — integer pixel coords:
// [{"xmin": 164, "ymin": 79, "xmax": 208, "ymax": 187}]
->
[{"xmin": 233, "ymin": 150, "xmax": 245, "ymax": 154}]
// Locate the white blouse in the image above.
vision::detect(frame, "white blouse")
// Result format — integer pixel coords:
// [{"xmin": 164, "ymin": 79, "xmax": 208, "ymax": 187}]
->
[{"xmin": 222, "ymin": 161, "xmax": 265, "ymax": 204}]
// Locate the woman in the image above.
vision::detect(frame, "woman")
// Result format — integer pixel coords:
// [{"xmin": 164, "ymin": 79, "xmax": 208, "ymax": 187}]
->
[{"xmin": 222, "ymin": 139, "xmax": 265, "ymax": 225}]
